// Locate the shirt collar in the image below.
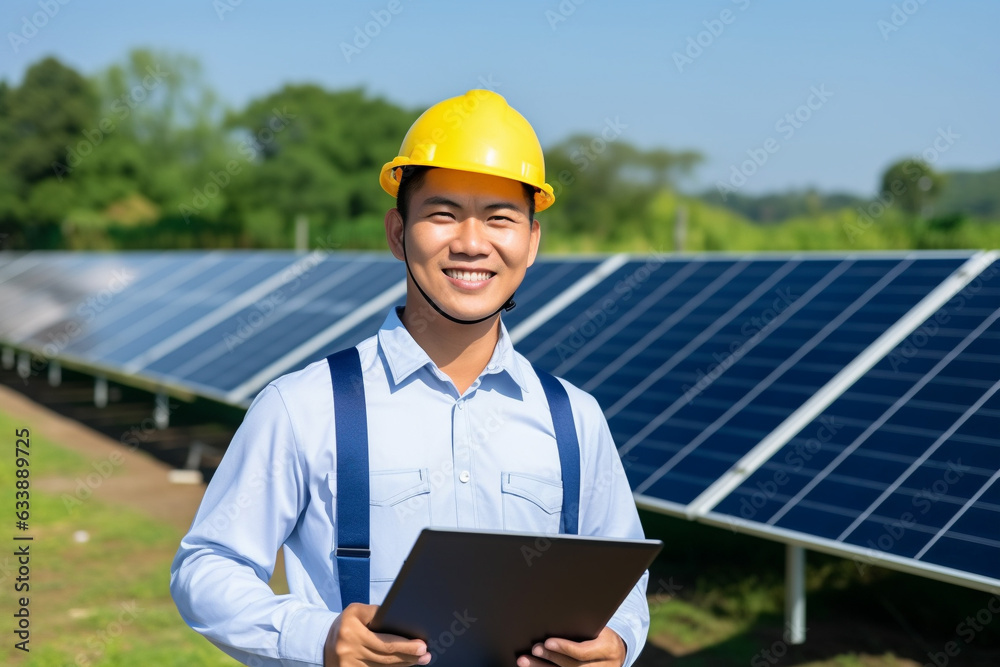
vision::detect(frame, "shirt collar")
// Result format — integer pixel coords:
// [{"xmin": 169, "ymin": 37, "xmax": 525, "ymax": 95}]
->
[{"xmin": 377, "ymin": 306, "xmax": 529, "ymax": 393}]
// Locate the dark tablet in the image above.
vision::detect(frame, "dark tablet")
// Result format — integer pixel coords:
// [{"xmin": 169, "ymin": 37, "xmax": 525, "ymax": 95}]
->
[{"xmin": 368, "ymin": 528, "xmax": 662, "ymax": 667}]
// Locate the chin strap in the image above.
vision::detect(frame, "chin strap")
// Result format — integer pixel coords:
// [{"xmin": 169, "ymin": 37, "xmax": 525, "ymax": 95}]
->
[{"xmin": 402, "ymin": 237, "xmax": 516, "ymax": 325}]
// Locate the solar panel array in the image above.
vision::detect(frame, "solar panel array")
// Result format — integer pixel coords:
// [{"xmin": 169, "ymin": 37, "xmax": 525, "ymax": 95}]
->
[
  {"xmin": 705, "ymin": 259, "xmax": 1000, "ymax": 588},
  {"xmin": 1, "ymin": 248, "xmax": 997, "ymax": 593}
]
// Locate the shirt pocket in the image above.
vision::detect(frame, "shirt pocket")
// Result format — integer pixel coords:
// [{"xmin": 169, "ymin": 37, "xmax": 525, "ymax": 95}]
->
[
  {"xmin": 368, "ymin": 468, "xmax": 431, "ymax": 586},
  {"xmin": 328, "ymin": 467, "xmax": 431, "ymax": 604},
  {"xmin": 500, "ymin": 471, "xmax": 563, "ymax": 534}
]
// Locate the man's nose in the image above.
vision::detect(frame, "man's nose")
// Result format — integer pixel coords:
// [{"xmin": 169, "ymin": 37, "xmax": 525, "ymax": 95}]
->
[{"xmin": 451, "ymin": 217, "xmax": 490, "ymax": 256}]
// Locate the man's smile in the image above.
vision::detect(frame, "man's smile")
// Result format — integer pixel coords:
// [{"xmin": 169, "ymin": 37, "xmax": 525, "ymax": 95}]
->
[{"xmin": 443, "ymin": 268, "xmax": 497, "ymax": 285}]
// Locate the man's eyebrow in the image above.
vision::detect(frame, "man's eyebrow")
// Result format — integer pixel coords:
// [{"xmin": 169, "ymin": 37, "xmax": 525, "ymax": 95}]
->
[
  {"xmin": 483, "ymin": 201, "xmax": 526, "ymax": 213},
  {"xmin": 420, "ymin": 196, "xmax": 526, "ymax": 214},
  {"xmin": 420, "ymin": 195, "xmax": 462, "ymax": 208}
]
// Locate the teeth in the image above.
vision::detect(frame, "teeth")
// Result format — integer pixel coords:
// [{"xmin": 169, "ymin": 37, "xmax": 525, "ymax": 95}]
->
[{"xmin": 445, "ymin": 269, "xmax": 493, "ymax": 282}]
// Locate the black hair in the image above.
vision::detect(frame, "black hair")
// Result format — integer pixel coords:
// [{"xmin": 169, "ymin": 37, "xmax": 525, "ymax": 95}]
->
[{"xmin": 395, "ymin": 165, "xmax": 537, "ymax": 225}]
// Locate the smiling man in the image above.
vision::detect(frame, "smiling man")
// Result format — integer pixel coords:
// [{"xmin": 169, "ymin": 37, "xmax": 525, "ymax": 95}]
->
[{"xmin": 170, "ymin": 90, "xmax": 649, "ymax": 667}]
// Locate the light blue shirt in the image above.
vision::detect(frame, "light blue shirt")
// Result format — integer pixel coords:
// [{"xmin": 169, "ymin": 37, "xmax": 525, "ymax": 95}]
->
[{"xmin": 170, "ymin": 307, "xmax": 650, "ymax": 667}]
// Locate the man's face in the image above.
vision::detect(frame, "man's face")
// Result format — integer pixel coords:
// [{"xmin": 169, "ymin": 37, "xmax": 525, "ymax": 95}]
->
[{"xmin": 386, "ymin": 168, "xmax": 540, "ymax": 323}]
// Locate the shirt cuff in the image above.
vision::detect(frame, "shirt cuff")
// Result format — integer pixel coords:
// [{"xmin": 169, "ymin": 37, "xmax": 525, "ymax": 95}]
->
[
  {"xmin": 605, "ymin": 617, "xmax": 638, "ymax": 667},
  {"xmin": 278, "ymin": 604, "xmax": 340, "ymax": 666}
]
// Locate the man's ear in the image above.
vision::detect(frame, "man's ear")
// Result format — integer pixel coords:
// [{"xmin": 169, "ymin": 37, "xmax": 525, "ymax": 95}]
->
[
  {"xmin": 526, "ymin": 218, "xmax": 541, "ymax": 267},
  {"xmin": 385, "ymin": 208, "xmax": 405, "ymax": 261}
]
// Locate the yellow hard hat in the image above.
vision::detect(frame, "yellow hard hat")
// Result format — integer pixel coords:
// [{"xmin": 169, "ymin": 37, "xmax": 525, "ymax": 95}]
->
[{"xmin": 379, "ymin": 89, "xmax": 555, "ymax": 212}]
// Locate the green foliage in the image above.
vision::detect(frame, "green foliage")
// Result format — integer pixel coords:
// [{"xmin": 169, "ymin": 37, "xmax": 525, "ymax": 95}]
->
[
  {"xmin": 879, "ymin": 158, "xmax": 944, "ymax": 218},
  {"xmin": 539, "ymin": 135, "xmax": 703, "ymax": 249},
  {"xmin": 1, "ymin": 51, "xmax": 997, "ymax": 252},
  {"xmin": 219, "ymin": 85, "xmax": 416, "ymax": 247},
  {"xmin": 699, "ymin": 187, "xmax": 866, "ymax": 224},
  {"xmin": 0, "ymin": 57, "xmax": 98, "ymax": 242},
  {"xmin": 935, "ymin": 166, "xmax": 1000, "ymax": 219}
]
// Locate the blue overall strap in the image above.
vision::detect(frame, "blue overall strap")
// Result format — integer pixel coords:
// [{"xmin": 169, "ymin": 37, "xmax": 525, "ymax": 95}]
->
[
  {"xmin": 535, "ymin": 368, "xmax": 581, "ymax": 535},
  {"xmin": 327, "ymin": 347, "xmax": 370, "ymax": 608}
]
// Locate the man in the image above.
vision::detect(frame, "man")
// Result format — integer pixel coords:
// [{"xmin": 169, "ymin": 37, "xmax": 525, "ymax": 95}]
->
[{"xmin": 171, "ymin": 89, "xmax": 650, "ymax": 667}]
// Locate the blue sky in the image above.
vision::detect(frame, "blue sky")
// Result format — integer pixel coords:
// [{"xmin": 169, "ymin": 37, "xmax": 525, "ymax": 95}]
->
[{"xmin": 3, "ymin": 0, "xmax": 998, "ymax": 197}]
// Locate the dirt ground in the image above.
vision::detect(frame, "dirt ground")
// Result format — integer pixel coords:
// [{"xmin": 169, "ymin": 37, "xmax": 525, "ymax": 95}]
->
[
  {"xmin": 0, "ymin": 381, "xmax": 290, "ymax": 593},
  {"xmin": 2, "ymin": 382, "xmax": 205, "ymax": 533}
]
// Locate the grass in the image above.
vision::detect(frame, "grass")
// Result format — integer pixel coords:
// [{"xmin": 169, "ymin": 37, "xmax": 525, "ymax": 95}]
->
[
  {"xmin": 2, "ymin": 406, "xmax": 998, "ymax": 666},
  {"xmin": 638, "ymin": 511, "xmax": 1000, "ymax": 666},
  {"xmin": 0, "ymin": 409, "xmax": 240, "ymax": 666}
]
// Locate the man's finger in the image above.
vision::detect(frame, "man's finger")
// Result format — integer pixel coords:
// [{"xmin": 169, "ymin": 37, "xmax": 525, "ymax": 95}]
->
[
  {"xmin": 517, "ymin": 652, "xmax": 567, "ymax": 667},
  {"xmin": 369, "ymin": 632, "xmax": 428, "ymax": 658},
  {"xmin": 358, "ymin": 643, "xmax": 431, "ymax": 666},
  {"xmin": 524, "ymin": 641, "xmax": 578, "ymax": 667},
  {"xmin": 542, "ymin": 636, "xmax": 602, "ymax": 662}
]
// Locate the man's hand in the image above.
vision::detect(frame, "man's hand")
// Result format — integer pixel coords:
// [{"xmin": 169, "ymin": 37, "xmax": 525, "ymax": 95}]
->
[
  {"xmin": 516, "ymin": 626, "xmax": 626, "ymax": 667},
  {"xmin": 324, "ymin": 603, "xmax": 431, "ymax": 667}
]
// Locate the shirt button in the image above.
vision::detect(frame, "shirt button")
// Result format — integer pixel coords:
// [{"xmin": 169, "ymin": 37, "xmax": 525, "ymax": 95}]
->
[
  {"xmin": 457, "ymin": 401, "xmax": 464, "ymax": 410},
  {"xmin": 459, "ymin": 470, "xmax": 471, "ymax": 483}
]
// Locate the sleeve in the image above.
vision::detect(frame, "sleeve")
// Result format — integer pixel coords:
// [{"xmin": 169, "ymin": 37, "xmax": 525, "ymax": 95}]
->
[
  {"xmin": 169, "ymin": 383, "xmax": 339, "ymax": 667},
  {"xmin": 573, "ymin": 387, "xmax": 650, "ymax": 667}
]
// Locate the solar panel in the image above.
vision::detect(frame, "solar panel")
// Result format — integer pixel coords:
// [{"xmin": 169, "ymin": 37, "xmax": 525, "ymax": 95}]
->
[
  {"xmin": 705, "ymin": 259, "xmax": 1000, "ymax": 588},
  {"xmin": 244, "ymin": 258, "xmax": 606, "ymax": 405},
  {"xmin": 117, "ymin": 253, "xmax": 307, "ymax": 372},
  {"xmin": 0, "ymin": 252, "xmax": 157, "ymax": 350},
  {"xmin": 65, "ymin": 252, "xmax": 229, "ymax": 359},
  {"xmin": 147, "ymin": 255, "xmax": 403, "ymax": 398},
  {"xmin": 514, "ymin": 255, "xmax": 971, "ymax": 511}
]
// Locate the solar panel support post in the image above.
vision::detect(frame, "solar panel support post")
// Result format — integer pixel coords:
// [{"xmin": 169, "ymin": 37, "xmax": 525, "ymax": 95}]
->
[
  {"xmin": 785, "ymin": 544, "xmax": 806, "ymax": 645},
  {"xmin": 154, "ymin": 391, "xmax": 170, "ymax": 429},
  {"xmin": 95, "ymin": 375, "xmax": 108, "ymax": 408},
  {"xmin": 48, "ymin": 360, "xmax": 61, "ymax": 387},
  {"xmin": 295, "ymin": 214, "xmax": 308, "ymax": 252},
  {"xmin": 2, "ymin": 346, "xmax": 13, "ymax": 369},
  {"xmin": 16, "ymin": 351, "xmax": 29, "ymax": 379}
]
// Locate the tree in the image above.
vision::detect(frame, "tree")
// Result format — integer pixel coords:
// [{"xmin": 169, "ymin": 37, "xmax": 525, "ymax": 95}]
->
[
  {"xmin": 880, "ymin": 158, "xmax": 944, "ymax": 218},
  {"xmin": 85, "ymin": 49, "xmax": 230, "ymax": 211},
  {"xmin": 540, "ymin": 136, "xmax": 702, "ymax": 245},
  {"xmin": 0, "ymin": 57, "xmax": 98, "ymax": 244},
  {"xmin": 222, "ymin": 86, "xmax": 416, "ymax": 247}
]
